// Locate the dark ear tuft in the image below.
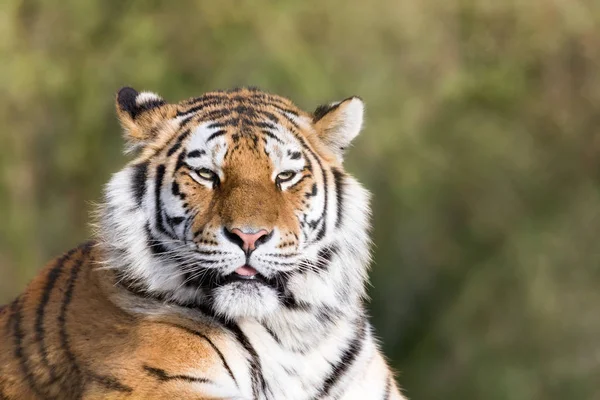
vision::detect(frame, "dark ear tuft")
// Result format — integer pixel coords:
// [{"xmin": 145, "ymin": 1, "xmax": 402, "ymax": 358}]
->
[
  {"xmin": 313, "ymin": 96, "xmax": 364, "ymax": 162},
  {"xmin": 117, "ymin": 87, "xmax": 140, "ymax": 118},
  {"xmin": 313, "ymin": 103, "xmax": 340, "ymax": 122},
  {"xmin": 117, "ymin": 86, "xmax": 166, "ymax": 120},
  {"xmin": 115, "ymin": 87, "xmax": 170, "ymax": 145}
]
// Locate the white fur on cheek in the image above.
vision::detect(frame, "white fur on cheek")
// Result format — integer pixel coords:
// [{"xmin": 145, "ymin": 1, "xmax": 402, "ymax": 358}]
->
[{"xmin": 99, "ymin": 167, "xmax": 199, "ymax": 302}]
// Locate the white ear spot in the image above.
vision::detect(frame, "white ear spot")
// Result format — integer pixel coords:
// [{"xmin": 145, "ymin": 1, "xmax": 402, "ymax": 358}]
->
[
  {"xmin": 338, "ymin": 97, "xmax": 364, "ymax": 144},
  {"xmin": 313, "ymin": 96, "xmax": 365, "ymax": 161},
  {"xmin": 136, "ymin": 91, "xmax": 163, "ymax": 106}
]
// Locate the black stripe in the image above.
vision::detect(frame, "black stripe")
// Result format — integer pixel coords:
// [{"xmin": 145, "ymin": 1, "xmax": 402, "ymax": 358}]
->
[
  {"xmin": 166, "ymin": 215, "xmax": 185, "ymax": 227},
  {"xmin": 313, "ymin": 102, "xmax": 341, "ymax": 122},
  {"xmin": 304, "ymin": 152, "xmax": 313, "ymax": 172},
  {"xmin": 145, "ymin": 224, "xmax": 169, "ymax": 256},
  {"xmin": 279, "ymin": 291, "xmax": 312, "ymax": 312},
  {"xmin": 175, "ymin": 150, "xmax": 187, "ymax": 172},
  {"xmin": 153, "ymin": 164, "xmax": 175, "ymax": 239},
  {"xmin": 262, "ymin": 271, "xmax": 312, "ymax": 311},
  {"xmin": 260, "ymin": 110, "xmax": 281, "ymax": 124},
  {"xmin": 225, "ymin": 323, "xmax": 267, "ymax": 399},
  {"xmin": 315, "ymin": 318, "xmax": 366, "ymax": 399},
  {"xmin": 176, "ymin": 100, "xmax": 217, "ymax": 117},
  {"xmin": 207, "ymin": 129, "xmax": 226, "ymax": 142},
  {"xmin": 314, "ymin": 165, "xmax": 328, "ymax": 242},
  {"xmin": 305, "ymin": 183, "xmax": 318, "ymax": 198},
  {"xmin": 165, "ymin": 129, "xmax": 191, "ymax": 157},
  {"xmin": 89, "ymin": 373, "xmax": 133, "ymax": 393},
  {"xmin": 331, "ymin": 167, "xmax": 345, "ymax": 229},
  {"xmin": 263, "ymin": 324, "xmax": 282, "ymax": 345},
  {"xmin": 261, "ymin": 129, "xmax": 284, "ymax": 144},
  {"xmin": 273, "ymin": 105, "xmax": 299, "ymax": 117},
  {"xmin": 287, "ymin": 174, "xmax": 310, "ymax": 192},
  {"xmin": 57, "ymin": 243, "xmax": 93, "ymax": 395},
  {"xmin": 274, "ymin": 110, "xmax": 301, "ymax": 132},
  {"xmin": 155, "ymin": 322, "xmax": 238, "ymax": 387},
  {"xmin": 10, "ymin": 298, "xmax": 46, "ymax": 398},
  {"xmin": 135, "ymin": 99, "xmax": 166, "ymax": 118},
  {"xmin": 180, "ymin": 93, "xmax": 225, "ymax": 106},
  {"xmin": 203, "ymin": 108, "xmax": 232, "ymax": 120},
  {"xmin": 131, "ymin": 162, "xmax": 149, "ymax": 207},
  {"xmin": 193, "ymin": 249, "xmax": 227, "ymax": 256},
  {"xmin": 200, "ymin": 100, "xmax": 233, "ymax": 115},
  {"xmin": 187, "ymin": 149, "xmax": 206, "ymax": 158},
  {"xmin": 171, "ymin": 181, "xmax": 185, "ymax": 199},
  {"xmin": 316, "ymin": 305, "xmax": 340, "ymax": 325},
  {"xmin": 316, "ymin": 173, "xmax": 329, "ymax": 242},
  {"xmin": 143, "ymin": 365, "xmax": 212, "ymax": 384},
  {"xmin": 177, "ymin": 115, "xmax": 194, "ymax": 129},
  {"xmin": 210, "ymin": 117, "xmax": 241, "ymax": 128},
  {"xmin": 166, "ymin": 140, "xmax": 182, "ymax": 157},
  {"xmin": 288, "ymin": 133, "xmax": 329, "ymax": 242},
  {"xmin": 34, "ymin": 248, "xmax": 77, "ymax": 384},
  {"xmin": 247, "ymin": 92, "xmax": 292, "ymax": 108},
  {"xmin": 207, "ymin": 121, "xmax": 225, "ymax": 129},
  {"xmin": 314, "ymin": 244, "xmax": 339, "ymax": 271},
  {"xmin": 383, "ymin": 375, "xmax": 392, "ymax": 400},
  {"xmin": 254, "ymin": 121, "xmax": 277, "ymax": 130},
  {"xmin": 232, "ymin": 104, "xmax": 259, "ymax": 117}
]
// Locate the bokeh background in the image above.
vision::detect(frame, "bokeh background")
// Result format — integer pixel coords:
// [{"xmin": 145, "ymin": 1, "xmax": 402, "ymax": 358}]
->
[{"xmin": 1, "ymin": 0, "xmax": 599, "ymax": 398}]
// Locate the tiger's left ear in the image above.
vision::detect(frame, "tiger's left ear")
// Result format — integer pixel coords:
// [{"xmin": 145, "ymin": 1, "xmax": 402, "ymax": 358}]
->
[{"xmin": 312, "ymin": 96, "xmax": 364, "ymax": 161}]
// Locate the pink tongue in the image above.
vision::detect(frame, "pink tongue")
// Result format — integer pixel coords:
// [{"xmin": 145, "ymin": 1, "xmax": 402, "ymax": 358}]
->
[{"xmin": 235, "ymin": 265, "xmax": 258, "ymax": 276}]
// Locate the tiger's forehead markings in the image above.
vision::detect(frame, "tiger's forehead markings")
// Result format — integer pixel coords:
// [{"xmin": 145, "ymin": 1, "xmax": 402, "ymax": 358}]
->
[
  {"xmin": 175, "ymin": 88, "xmax": 306, "ymax": 131},
  {"xmin": 174, "ymin": 92, "xmax": 307, "ymax": 156}
]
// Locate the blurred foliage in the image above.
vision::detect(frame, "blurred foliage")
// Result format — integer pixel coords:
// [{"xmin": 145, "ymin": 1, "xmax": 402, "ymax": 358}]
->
[{"xmin": 1, "ymin": 0, "xmax": 599, "ymax": 398}]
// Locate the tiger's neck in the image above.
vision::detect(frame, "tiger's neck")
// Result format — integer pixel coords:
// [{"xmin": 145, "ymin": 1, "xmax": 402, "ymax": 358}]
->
[{"xmin": 111, "ymin": 262, "xmax": 366, "ymax": 353}]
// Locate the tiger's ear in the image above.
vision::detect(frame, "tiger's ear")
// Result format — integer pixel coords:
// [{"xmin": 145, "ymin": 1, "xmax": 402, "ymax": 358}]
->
[
  {"xmin": 116, "ymin": 87, "xmax": 173, "ymax": 146},
  {"xmin": 312, "ymin": 96, "xmax": 364, "ymax": 161}
]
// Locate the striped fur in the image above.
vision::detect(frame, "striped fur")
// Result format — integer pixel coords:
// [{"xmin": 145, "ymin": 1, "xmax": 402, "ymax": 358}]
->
[{"xmin": 0, "ymin": 87, "xmax": 406, "ymax": 399}]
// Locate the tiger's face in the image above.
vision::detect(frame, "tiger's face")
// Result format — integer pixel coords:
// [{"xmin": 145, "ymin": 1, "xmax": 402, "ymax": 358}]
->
[{"xmin": 101, "ymin": 87, "xmax": 370, "ymax": 321}]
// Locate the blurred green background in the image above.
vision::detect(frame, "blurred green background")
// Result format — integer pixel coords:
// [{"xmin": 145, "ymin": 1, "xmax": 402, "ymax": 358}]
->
[{"xmin": 1, "ymin": 0, "xmax": 599, "ymax": 398}]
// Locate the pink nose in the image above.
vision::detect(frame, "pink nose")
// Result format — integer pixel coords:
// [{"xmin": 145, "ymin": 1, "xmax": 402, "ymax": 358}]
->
[{"xmin": 230, "ymin": 228, "xmax": 270, "ymax": 252}]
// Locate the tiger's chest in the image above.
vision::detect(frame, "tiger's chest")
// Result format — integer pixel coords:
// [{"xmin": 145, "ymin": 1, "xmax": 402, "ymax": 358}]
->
[
  {"xmin": 219, "ymin": 319, "xmax": 376, "ymax": 400},
  {"xmin": 112, "ymin": 313, "xmax": 378, "ymax": 399}
]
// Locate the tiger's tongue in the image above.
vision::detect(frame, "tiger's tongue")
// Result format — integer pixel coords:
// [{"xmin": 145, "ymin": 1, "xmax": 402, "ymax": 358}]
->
[{"xmin": 235, "ymin": 265, "xmax": 258, "ymax": 276}]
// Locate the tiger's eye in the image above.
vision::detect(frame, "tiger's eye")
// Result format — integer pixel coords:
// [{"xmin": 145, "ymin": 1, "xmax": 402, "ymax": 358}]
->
[
  {"xmin": 198, "ymin": 171, "xmax": 214, "ymax": 180},
  {"xmin": 276, "ymin": 171, "xmax": 296, "ymax": 183},
  {"xmin": 198, "ymin": 169, "xmax": 216, "ymax": 181}
]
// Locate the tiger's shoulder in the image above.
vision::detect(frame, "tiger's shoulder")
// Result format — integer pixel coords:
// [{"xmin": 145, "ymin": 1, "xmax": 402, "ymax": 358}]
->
[{"xmin": 0, "ymin": 242, "xmax": 247, "ymax": 399}]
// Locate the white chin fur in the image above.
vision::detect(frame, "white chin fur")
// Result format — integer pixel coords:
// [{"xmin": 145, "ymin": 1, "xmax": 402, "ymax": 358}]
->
[{"xmin": 211, "ymin": 282, "xmax": 280, "ymax": 320}]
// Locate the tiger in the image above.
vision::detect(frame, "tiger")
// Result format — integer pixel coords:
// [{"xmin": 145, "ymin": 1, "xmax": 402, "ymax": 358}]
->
[{"xmin": 0, "ymin": 86, "xmax": 406, "ymax": 400}]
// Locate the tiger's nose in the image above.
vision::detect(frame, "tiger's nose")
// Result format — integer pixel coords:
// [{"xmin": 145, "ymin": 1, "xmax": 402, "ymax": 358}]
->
[{"xmin": 224, "ymin": 228, "xmax": 272, "ymax": 253}]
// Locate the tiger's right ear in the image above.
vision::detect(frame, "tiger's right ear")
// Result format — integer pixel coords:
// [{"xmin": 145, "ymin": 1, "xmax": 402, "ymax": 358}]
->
[{"xmin": 116, "ymin": 87, "xmax": 174, "ymax": 145}]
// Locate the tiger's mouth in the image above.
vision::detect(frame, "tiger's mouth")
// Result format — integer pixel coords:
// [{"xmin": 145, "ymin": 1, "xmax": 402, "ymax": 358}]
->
[
  {"xmin": 234, "ymin": 265, "xmax": 258, "ymax": 278},
  {"xmin": 179, "ymin": 261, "xmax": 282, "ymax": 291},
  {"xmin": 221, "ymin": 264, "xmax": 271, "ymax": 285}
]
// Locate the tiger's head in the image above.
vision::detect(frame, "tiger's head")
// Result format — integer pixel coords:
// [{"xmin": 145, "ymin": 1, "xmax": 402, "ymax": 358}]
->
[{"xmin": 100, "ymin": 87, "xmax": 371, "ymax": 321}]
